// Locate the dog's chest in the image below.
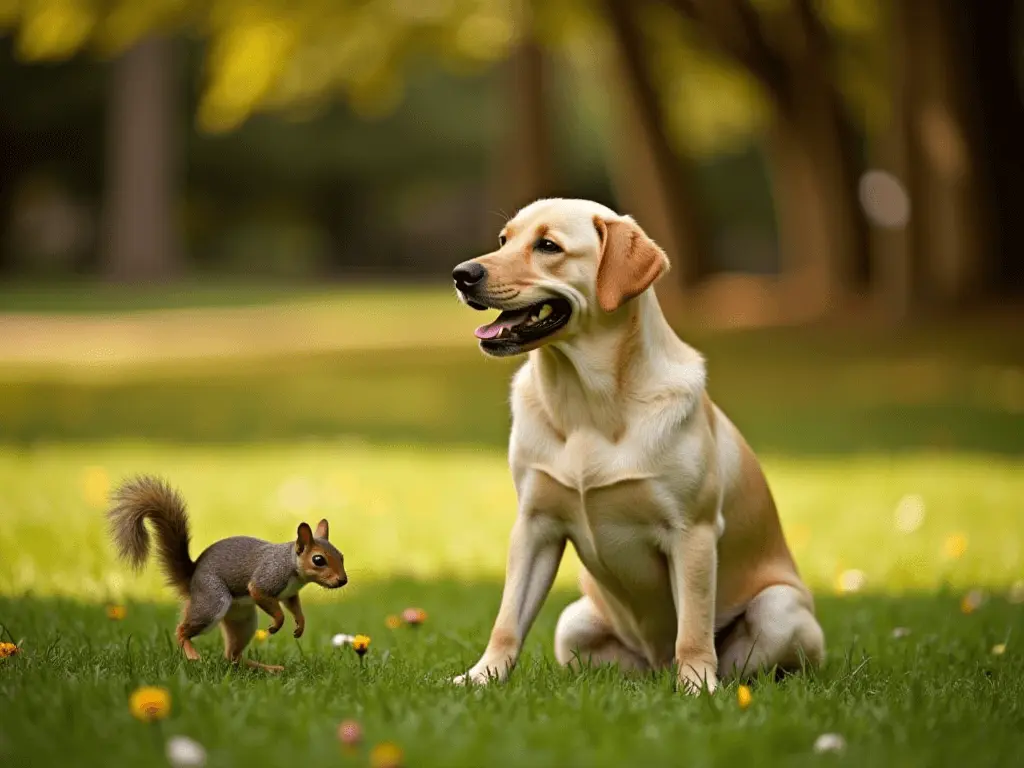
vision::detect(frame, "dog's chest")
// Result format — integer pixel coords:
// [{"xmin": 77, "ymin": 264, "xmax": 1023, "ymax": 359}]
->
[
  {"xmin": 516, "ymin": 430, "xmax": 686, "ymax": 555},
  {"xmin": 520, "ymin": 465, "xmax": 674, "ymax": 598}
]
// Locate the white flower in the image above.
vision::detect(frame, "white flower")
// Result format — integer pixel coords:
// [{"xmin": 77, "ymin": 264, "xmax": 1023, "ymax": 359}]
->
[
  {"xmin": 893, "ymin": 494, "xmax": 925, "ymax": 533},
  {"xmin": 332, "ymin": 633, "xmax": 356, "ymax": 647},
  {"xmin": 166, "ymin": 736, "xmax": 207, "ymax": 768},
  {"xmin": 813, "ymin": 733, "xmax": 847, "ymax": 754},
  {"xmin": 836, "ymin": 569, "xmax": 866, "ymax": 594},
  {"xmin": 891, "ymin": 627, "xmax": 911, "ymax": 639},
  {"xmin": 1008, "ymin": 580, "xmax": 1024, "ymax": 605}
]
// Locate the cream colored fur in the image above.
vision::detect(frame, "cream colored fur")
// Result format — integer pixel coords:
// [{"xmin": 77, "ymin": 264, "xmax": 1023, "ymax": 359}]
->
[{"xmin": 452, "ymin": 199, "xmax": 824, "ymax": 693}]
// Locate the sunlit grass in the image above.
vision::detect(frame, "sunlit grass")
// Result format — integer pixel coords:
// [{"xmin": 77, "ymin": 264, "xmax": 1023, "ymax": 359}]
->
[{"xmin": 1, "ymin": 442, "xmax": 1021, "ymax": 600}]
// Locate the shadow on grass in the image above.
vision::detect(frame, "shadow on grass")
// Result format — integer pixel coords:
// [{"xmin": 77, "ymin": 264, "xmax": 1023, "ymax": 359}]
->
[
  {"xmin": 2, "ymin": 579, "xmax": 1021, "ymax": 673},
  {"xmin": 1, "ymin": 340, "xmax": 1023, "ymax": 455}
]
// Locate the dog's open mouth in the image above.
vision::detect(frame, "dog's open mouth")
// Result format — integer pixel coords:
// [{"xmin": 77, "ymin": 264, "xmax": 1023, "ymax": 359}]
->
[{"xmin": 474, "ymin": 298, "xmax": 572, "ymax": 356}]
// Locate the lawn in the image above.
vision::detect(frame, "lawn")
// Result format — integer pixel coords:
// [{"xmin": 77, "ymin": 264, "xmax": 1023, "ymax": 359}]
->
[{"xmin": 1, "ymin": 283, "xmax": 1023, "ymax": 767}]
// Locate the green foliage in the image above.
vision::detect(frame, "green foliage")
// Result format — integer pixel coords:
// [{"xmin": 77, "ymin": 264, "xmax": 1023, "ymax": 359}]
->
[
  {"xmin": 0, "ymin": 0, "xmax": 519, "ymax": 132},
  {"xmin": 0, "ymin": 0, "xmax": 893, "ymax": 153}
]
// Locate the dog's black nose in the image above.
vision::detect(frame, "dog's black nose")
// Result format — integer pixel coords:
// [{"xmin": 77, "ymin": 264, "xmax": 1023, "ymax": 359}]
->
[{"xmin": 453, "ymin": 261, "xmax": 486, "ymax": 289}]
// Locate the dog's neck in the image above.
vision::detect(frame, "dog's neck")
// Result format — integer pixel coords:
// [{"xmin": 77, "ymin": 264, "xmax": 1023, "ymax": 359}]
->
[{"xmin": 530, "ymin": 290, "xmax": 706, "ymax": 439}]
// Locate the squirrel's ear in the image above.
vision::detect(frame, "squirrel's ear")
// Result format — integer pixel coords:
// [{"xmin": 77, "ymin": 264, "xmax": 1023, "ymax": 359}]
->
[
  {"xmin": 296, "ymin": 522, "xmax": 314, "ymax": 554},
  {"xmin": 314, "ymin": 519, "xmax": 329, "ymax": 540}
]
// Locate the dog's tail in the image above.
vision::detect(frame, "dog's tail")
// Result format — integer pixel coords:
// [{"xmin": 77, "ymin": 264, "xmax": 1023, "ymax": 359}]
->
[{"xmin": 107, "ymin": 475, "xmax": 195, "ymax": 597}]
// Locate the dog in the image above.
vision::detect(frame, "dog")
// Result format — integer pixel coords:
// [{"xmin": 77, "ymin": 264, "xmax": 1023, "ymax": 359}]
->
[{"xmin": 450, "ymin": 198, "xmax": 824, "ymax": 693}]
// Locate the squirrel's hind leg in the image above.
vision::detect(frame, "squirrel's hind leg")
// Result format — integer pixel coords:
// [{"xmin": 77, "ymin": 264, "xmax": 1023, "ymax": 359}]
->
[
  {"xmin": 177, "ymin": 580, "xmax": 232, "ymax": 661},
  {"xmin": 222, "ymin": 605, "xmax": 284, "ymax": 673}
]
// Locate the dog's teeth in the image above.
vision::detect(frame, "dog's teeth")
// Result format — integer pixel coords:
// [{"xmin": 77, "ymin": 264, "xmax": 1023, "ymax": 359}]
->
[{"xmin": 538, "ymin": 304, "xmax": 552, "ymax": 320}]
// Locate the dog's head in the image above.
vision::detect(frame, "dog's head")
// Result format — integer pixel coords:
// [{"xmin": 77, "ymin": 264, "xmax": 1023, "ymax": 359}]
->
[{"xmin": 452, "ymin": 199, "xmax": 670, "ymax": 357}]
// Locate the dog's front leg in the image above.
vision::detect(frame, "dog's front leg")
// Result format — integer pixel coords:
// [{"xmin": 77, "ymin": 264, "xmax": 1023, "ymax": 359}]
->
[
  {"xmin": 668, "ymin": 522, "xmax": 719, "ymax": 694},
  {"xmin": 454, "ymin": 514, "xmax": 565, "ymax": 685}
]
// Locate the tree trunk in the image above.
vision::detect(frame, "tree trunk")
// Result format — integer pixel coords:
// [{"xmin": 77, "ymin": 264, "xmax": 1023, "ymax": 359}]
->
[
  {"xmin": 901, "ymin": 0, "xmax": 985, "ymax": 307},
  {"xmin": 767, "ymin": 95, "xmax": 867, "ymax": 315},
  {"xmin": 484, "ymin": 0, "xmax": 552, "ymax": 241},
  {"xmin": 602, "ymin": 0, "xmax": 710, "ymax": 324},
  {"xmin": 868, "ymin": 0, "xmax": 918, "ymax": 320},
  {"xmin": 950, "ymin": 0, "xmax": 1024, "ymax": 296},
  {"xmin": 762, "ymin": 5, "xmax": 869, "ymax": 318},
  {"xmin": 101, "ymin": 36, "xmax": 180, "ymax": 281}
]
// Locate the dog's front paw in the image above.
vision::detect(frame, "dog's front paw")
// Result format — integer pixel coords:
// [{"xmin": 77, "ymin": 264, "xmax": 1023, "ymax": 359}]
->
[
  {"xmin": 452, "ymin": 659, "xmax": 512, "ymax": 686},
  {"xmin": 677, "ymin": 656, "xmax": 718, "ymax": 695}
]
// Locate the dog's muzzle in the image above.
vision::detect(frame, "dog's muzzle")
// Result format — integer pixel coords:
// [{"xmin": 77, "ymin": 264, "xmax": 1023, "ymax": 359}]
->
[{"xmin": 452, "ymin": 261, "xmax": 488, "ymax": 310}]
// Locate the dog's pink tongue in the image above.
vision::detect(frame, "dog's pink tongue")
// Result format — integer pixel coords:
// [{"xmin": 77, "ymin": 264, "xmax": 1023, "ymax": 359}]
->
[{"xmin": 475, "ymin": 310, "xmax": 529, "ymax": 340}]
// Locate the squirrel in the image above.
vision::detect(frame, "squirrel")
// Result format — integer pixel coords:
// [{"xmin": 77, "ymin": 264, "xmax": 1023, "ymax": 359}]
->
[{"xmin": 107, "ymin": 475, "xmax": 347, "ymax": 672}]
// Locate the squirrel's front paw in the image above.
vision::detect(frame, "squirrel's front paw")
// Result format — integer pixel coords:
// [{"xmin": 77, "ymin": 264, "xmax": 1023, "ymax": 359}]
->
[
  {"xmin": 267, "ymin": 618, "xmax": 285, "ymax": 635},
  {"xmin": 293, "ymin": 622, "xmax": 305, "ymax": 639}
]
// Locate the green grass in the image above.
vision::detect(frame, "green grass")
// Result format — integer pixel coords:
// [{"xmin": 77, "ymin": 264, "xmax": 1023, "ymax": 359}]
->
[
  {"xmin": 2, "ymin": 589, "xmax": 1023, "ymax": 768},
  {"xmin": 0, "ymin": 279, "xmax": 391, "ymax": 313},
  {"xmin": 1, "ymin": 284, "xmax": 1023, "ymax": 766}
]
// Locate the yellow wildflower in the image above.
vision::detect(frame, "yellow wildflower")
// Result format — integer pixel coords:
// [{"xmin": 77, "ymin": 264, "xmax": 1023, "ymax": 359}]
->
[
  {"xmin": 991, "ymin": 643, "xmax": 1007, "ymax": 656},
  {"xmin": 106, "ymin": 605, "xmax": 127, "ymax": 621},
  {"xmin": 943, "ymin": 533, "xmax": 968, "ymax": 559},
  {"xmin": 737, "ymin": 685, "xmax": 752, "ymax": 710},
  {"xmin": 0, "ymin": 642, "xmax": 20, "ymax": 658},
  {"xmin": 385, "ymin": 615, "xmax": 403, "ymax": 630},
  {"xmin": 255, "ymin": 629, "xmax": 269, "ymax": 642},
  {"xmin": 961, "ymin": 589, "xmax": 985, "ymax": 615},
  {"xmin": 370, "ymin": 742, "xmax": 404, "ymax": 768},
  {"xmin": 129, "ymin": 686, "xmax": 171, "ymax": 722},
  {"xmin": 352, "ymin": 635, "xmax": 371, "ymax": 656}
]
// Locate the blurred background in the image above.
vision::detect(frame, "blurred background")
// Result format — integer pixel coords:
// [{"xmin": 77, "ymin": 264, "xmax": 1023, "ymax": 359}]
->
[{"xmin": 0, "ymin": 0, "xmax": 1022, "ymax": 598}]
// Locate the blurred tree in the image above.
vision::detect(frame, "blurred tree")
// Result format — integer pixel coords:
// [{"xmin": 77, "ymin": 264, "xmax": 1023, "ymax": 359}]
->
[
  {"xmin": 873, "ymin": 0, "xmax": 1024, "ymax": 315},
  {"xmin": 102, "ymin": 36, "xmax": 181, "ymax": 280},
  {"xmin": 958, "ymin": 0, "xmax": 1024, "ymax": 296},
  {"xmin": 485, "ymin": 0, "xmax": 554, "ymax": 238},
  {"xmin": 602, "ymin": 0, "xmax": 710, "ymax": 297},
  {"xmin": 662, "ymin": 0, "xmax": 870, "ymax": 315}
]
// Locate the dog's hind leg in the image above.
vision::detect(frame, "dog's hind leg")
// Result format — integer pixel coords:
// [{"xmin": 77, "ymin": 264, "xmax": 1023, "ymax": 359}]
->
[
  {"xmin": 554, "ymin": 597, "xmax": 648, "ymax": 673},
  {"xmin": 716, "ymin": 584, "xmax": 824, "ymax": 681}
]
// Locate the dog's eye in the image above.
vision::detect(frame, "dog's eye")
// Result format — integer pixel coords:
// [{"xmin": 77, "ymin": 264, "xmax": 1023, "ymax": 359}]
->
[
  {"xmin": 498, "ymin": 234, "xmax": 507, "ymax": 247},
  {"xmin": 534, "ymin": 238, "xmax": 562, "ymax": 254},
  {"xmin": 312, "ymin": 554, "xmax": 327, "ymax": 567}
]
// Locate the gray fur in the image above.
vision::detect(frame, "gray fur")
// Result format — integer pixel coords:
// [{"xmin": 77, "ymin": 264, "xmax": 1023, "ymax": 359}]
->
[
  {"xmin": 192, "ymin": 537, "xmax": 296, "ymax": 597},
  {"xmin": 108, "ymin": 474, "xmax": 345, "ymax": 665}
]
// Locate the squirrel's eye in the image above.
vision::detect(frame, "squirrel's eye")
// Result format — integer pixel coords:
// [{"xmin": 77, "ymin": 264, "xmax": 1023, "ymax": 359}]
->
[
  {"xmin": 312, "ymin": 554, "xmax": 327, "ymax": 567},
  {"xmin": 498, "ymin": 234, "xmax": 507, "ymax": 247}
]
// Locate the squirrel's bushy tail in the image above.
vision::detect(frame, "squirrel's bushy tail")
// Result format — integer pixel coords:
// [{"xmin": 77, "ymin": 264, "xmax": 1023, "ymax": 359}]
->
[{"xmin": 107, "ymin": 475, "xmax": 195, "ymax": 597}]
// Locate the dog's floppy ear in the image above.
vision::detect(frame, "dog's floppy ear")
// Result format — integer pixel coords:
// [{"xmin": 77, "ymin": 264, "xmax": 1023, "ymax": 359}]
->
[{"xmin": 593, "ymin": 216, "xmax": 670, "ymax": 313}]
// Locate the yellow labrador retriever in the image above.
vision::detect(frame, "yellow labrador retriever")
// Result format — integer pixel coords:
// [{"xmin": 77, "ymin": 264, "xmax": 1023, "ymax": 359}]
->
[{"xmin": 451, "ymin": 198, "xmax": 824, "ymax": 693}]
